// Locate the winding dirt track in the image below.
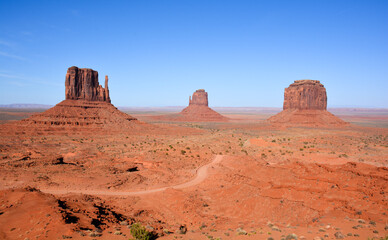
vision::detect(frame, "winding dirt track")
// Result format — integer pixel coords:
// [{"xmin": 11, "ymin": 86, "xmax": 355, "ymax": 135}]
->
[{"xmin": 41, "ymin": 155, "xmax": 224, "ymax": 196}]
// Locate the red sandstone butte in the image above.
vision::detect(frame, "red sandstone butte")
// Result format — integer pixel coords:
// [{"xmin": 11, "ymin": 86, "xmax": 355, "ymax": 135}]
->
[
  {"xmin": 151, "ymin": 89, "xmax": 228, "ymax": 122},
  {"xmin": 269, "ymin": 80, "xmax": 347, "ymax": 127},
  {"xmin": 283, "ymin": 80, "xmax": 327, "ymax": 110},
  {"xmin": 179, "ymin": 89, "xmax": 228, "ymax": 122},
  {"xmin": 189, "ymin": 89, "xmax": 209, "ymax": 106},
  {"xmin": 65, "ymin": 66, "xmax": 111, "ymax": 103},
  {"xmin": 7, "ymin": 66, "xmax": 141, "ymax": 132}
]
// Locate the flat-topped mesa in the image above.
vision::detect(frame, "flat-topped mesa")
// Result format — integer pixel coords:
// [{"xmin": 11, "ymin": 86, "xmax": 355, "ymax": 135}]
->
[
  {"xmin": 283, "ymin": 79, "xmax": 327, "ymax": 110},
  {"xmin": 65, "ymin": 66, "xmax": 111, "ymax": 103},
  {"xmin": 268, "ymin": 79, "xmax": 348, "ymax": 127},
  {"xmin": 189, "ymin": 89, "xmax": 208, "ymax": 106}
]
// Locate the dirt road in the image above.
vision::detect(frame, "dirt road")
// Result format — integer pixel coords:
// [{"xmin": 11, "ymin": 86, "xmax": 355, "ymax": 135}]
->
[{"xmin": 40, "ymin": 155, "xmax": 224, "ymax": 196}]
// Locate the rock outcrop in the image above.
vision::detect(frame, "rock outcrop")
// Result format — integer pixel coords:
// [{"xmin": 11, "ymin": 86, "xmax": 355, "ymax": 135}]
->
[
  {"xmin": 189, "ymin": 89, "xmax": 208, "ymax": 106},
  {"xmin": 7, "ymin": 66, "xmax": 143, "ymax": 133},
  {"xmin": 65, "ymin": 66, "xmax": 111, "ymax": 103},
  {"xmin": 269, "ymin": 80, "xmax": 347, "ymax": 127},
  {"xmin": 152, "ymin": 89, "xmax": 228, "ymax": 122},
  {"xmin": 283, "ymin": 80, "xmax": 327, "ymax": 110},
  {"xmin": 176, "ymin": 89, "xmax": 228, "ymax": 122}
]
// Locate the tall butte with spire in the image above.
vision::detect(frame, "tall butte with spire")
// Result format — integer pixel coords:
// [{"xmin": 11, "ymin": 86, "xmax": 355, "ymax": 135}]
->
[
  {"xmin": 65, "ymin": 66, "xmax": 111, "ymax": 103},
  {"xmin": 12, "ymin": 66, "xmax": 140, "ymax": 132},
  {"xmin": 179, "ymin": 89, "xmax": 228, "ymax": 122},
  {"xmin": 268, "ymin": 80, "xmax": 347, "ymax": 127}
]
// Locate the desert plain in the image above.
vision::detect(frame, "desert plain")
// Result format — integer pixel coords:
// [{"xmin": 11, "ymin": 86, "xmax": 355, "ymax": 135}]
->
[
  {"xmin": 0, "ymin": 69, "xmax": 387, "ymax": 240},
  {"xmin": 0, "ymin": 105, "xmax": 387, "ymax": 240}
]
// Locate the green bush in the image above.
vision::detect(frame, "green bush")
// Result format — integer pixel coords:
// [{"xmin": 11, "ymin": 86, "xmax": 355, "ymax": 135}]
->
[{"xmin": 130, "ymin": 223, "xmax": 154, "ymax": 240}]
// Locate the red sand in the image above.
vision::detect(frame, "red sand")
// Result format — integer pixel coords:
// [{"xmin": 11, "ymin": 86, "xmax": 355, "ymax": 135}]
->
[{"xmin": 0, "ymin": 110, "xmax": 387, "ymax": 239}]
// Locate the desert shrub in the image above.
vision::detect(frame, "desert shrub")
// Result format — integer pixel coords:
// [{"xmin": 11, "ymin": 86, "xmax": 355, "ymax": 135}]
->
[
  {"xmin": 130, "ymin": 223, "xmax": 154, "ymax": 240},
  {"xmin": 285, "ymin": 233, "xmax": 298, "ymax": 240},
  {"xmin": 181, "ymin": 150, "xmax": 186, "ymax": 155},
  {"xmin": 368, "ymin": 237, "xmax": 388, "ymax": 240}
]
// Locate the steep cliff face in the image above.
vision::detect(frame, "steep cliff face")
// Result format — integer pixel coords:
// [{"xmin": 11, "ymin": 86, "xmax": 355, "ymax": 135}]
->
[
  {"xmin": 10, "ymin": 66, "xmax": 142, "ymax": 132},
  {"xmin": 179, "ymin": 89, "xmax": 228, "ymax": 122},
  {"xmin": 65, "ymin": 66, "xmax": 110, "ymax": 103},
  {"xmin": 269, "ymin": 80, "xmax": 347, "ymax": 127},
  {"xmin": 189, "ymin": 89, "xmax": 208, "ymax": 106},
  {"xmin": 283, "ymin": 80, "xmax": 327, "ymax": 110}
]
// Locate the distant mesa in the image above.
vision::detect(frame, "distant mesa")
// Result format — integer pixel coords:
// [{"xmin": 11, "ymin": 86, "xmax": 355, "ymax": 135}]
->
[
  {"xmin": 153, "ymin": 89, "xmax": 228, "ymax": 122},
  {"xmin": 178, "ymin": 89, "xmax": 228, "ymax": 122},
  {"xmin": 268, "ymin": 80, "xmax": 348, "ymax": 127},
  {"xmin": 5, "ymin": 66, "xmax": 142, "ymax": 133}
]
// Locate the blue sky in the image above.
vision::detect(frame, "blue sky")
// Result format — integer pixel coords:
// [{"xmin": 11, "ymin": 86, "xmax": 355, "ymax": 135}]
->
[{"xmin": 0, "ymin": 0, "xmax": 387, "ymax": 107}]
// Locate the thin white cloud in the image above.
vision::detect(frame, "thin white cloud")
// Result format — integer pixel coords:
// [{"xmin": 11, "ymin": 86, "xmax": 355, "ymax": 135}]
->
[
  {"xmin": 0, "ymin": 73, "xmax": 26, "ymax": 79},
  {"xmin": 7, "ymin": 80, "xmax": 30, "ymax": 87},
  {"xmin": 0, "ymin": 51, "xmax": 26, "ymax": 61},
  {"xmin": 0, "ymin": 73, "xmax": 61, "ymax": 87},
  {"xmin": 0, "ymin": 40, "xmax": 15, "ymax": 47}
]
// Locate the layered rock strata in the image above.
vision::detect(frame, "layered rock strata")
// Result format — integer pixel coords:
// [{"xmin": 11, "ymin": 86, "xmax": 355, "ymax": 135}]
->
[
  {"xmin": 283, "ymin": 80, "xmax": 327, "ymax": 110},
  {"xmin": 269, "ymin": 80, "xmax": 347, "ymax": 127},
  {"xmin": 65, "ymin": 66, "xmax": 111, "ymax": 103},
  {"xmin": 189, "ymin": 89, "xmax": 208, "ymax": 106},
  {"xmin": 6, "ymin": 66, "xmax": 141, "ymax": 133},
  {"xmin": 179, "ymin": 89, "xmax": 228, "ymax": 122}
]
